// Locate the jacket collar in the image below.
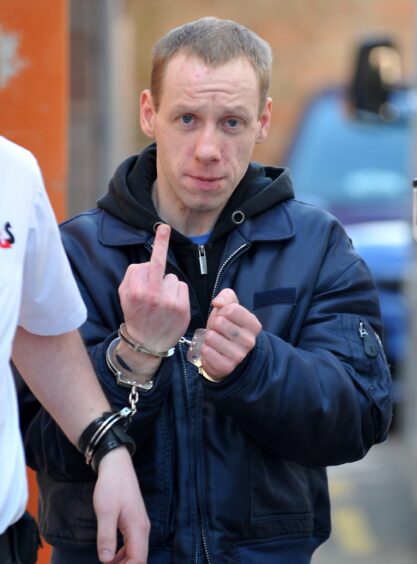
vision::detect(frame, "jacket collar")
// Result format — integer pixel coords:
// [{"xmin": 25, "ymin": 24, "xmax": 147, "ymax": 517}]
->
[
  {"xmin": 97, "ymin": 199, "xmax": 295, "ymax": 247},
  {"xmin": 98, "ymin": 211, "xmax": 151, "ymax": 247}
]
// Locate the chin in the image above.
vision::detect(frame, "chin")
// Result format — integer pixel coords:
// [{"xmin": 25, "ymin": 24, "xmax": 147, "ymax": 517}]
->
[{"xmin": 194, "ymin": 195, "xmax": 228, "ymax": 211}]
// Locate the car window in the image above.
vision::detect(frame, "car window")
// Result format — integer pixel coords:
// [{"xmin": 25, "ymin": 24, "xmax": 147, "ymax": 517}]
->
[{"xmin": 286, "ymin": 92, "xmax": 412, "ymax": 218}]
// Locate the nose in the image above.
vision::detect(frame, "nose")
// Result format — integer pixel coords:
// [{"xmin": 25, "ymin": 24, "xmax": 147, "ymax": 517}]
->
[{"xmin": 194, "ymin": 125, "xmax": 221, "ymax": 163}]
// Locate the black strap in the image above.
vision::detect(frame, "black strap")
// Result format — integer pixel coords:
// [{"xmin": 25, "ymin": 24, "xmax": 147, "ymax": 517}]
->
[
  {"xmin": 77, "ymin": 411, "xmax": 136, "ymax": 473},
  {"xmin": 90, "ymin": 423, "xmax": 136, "ymax": 473}
]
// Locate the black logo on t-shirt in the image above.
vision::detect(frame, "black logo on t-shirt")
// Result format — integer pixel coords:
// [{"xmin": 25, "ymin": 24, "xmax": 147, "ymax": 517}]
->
[{"xmin": 0, "ymin": 222, "xmax": 15, "ymax": 248}]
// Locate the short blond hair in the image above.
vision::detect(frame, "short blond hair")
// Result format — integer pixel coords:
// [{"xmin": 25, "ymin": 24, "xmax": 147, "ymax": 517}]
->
[{"xmin": 151, "ymin": 17, "xmax": 272, "ymax": 115}]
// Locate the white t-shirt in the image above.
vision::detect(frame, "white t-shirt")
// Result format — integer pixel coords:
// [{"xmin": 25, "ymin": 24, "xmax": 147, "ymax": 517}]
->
[{"xmin": 0, "ymin": 136, "xmax": 87, "ymax": 534}]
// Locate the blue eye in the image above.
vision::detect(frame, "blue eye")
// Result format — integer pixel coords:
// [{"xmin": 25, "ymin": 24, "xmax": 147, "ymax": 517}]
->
[
  {"xmin": 226, "ymin": 118, "xmax": 239, "ymax": 128},
  {"xmin": 181, "ymin": 114, "xmax": 194, "ymax": 125}
]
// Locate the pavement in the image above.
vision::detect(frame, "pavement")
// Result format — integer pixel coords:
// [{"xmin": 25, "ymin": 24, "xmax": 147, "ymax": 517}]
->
[{"xmin": 313, "ymin": 433, "xmax": 417, "ymax": 564}]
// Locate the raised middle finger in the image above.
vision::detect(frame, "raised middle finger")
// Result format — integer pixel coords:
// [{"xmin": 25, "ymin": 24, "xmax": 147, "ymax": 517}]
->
[{"xmin": 149, "ymin": 224, "xmax": 171, "ymax": 284}]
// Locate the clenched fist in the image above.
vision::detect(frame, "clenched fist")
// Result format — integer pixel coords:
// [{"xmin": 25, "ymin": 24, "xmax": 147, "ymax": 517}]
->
[{"xmin": 200, "ymin": 288, "xmax": 262, "ymax": 381}]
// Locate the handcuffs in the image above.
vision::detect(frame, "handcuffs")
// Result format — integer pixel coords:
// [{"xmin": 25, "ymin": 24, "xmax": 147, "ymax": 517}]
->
[{"xmin": 106, "ymin": 326, "xmax": 217, "ymax": 418}]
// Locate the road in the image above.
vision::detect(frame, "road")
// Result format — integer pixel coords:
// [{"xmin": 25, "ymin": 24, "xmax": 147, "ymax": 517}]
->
[{"xmin": 313, "ymin": 433, "xmax": 417, "ymax": 564}]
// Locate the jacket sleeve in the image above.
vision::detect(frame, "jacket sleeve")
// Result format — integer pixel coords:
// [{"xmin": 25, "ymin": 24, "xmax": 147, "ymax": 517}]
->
[{"xmin": 204, "ymin": 222, "xmax": 393, "ymax": 468}]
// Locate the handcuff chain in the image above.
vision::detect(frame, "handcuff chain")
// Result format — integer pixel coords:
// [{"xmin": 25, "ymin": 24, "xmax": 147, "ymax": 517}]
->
[
  {"xmin": 178, "ymin": 336, "xmax": 192, "ymax": 346},
  {"xmin": 129, "ymin": 385, "xmax": 140, "ymax": 417}
]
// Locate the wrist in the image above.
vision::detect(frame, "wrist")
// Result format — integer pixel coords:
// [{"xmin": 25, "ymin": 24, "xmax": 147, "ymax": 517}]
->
[
  {"xmin": 106, "ymin": 337, "xmax": 158, "ymax": 391},
  {"xmin": 116, "ymin": 338, "xmax": 161, "ymax": 379},
  {"xmin": 77, "ymin": 410, "xmax": 136, "ymax": 473},
  {"xmin": 96, "ymin": 443, "xmax": 131, "ymax": 473},
  {"xmin": 119, "ymin": 322, "xmax": 175, "ymax": 358},
  {"xmin": 199, "ymin": 366, "xmax": 223, "ymax": 383}
]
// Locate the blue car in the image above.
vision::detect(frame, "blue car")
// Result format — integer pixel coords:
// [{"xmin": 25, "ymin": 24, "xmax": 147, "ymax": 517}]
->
[{"xmin": 283, "ymin": 39, "xmax": 414, "ymax": 407}]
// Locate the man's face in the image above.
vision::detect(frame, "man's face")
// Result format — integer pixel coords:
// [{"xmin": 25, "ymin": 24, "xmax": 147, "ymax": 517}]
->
[{"xmin": 140, "ymin": 52, "xmax": 272, "ymax": 235}]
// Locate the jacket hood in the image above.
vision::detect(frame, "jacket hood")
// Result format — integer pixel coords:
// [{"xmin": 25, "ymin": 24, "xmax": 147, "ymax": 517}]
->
[{"xmin": 98, "ymin": 143, "xmax": 294, "ymax": 243}]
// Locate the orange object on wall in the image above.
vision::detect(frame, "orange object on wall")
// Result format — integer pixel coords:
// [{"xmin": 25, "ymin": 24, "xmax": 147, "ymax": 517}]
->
[
  {"xmin": 1, "ymin": 1, "xmax": 69, "ymax": 561},
  {"xmin": 26, "ymin": 468, "xmax": 51, "ymax": 562},
  {"xmin": 0, "ymin": 0, "xmax": 68, "ymax": 221}
]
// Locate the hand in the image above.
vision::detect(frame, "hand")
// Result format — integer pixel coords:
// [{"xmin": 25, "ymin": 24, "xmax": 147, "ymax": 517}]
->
[
  {"xmin": 93, "ymin": 447, "xmax": 150, "ymax": 563},
  {"xmin": 201, "ymin": 289, "xmax": 262, "ymax": 381},
  {"xmin": 118, "ymin": 224, "xmax": 190, "ymax": 353}
]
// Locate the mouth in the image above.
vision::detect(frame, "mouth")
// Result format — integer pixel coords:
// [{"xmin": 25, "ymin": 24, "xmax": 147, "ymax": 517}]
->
[{"xmin": 188, "ymin": 175, "xmax": 224, "ymax": 187}]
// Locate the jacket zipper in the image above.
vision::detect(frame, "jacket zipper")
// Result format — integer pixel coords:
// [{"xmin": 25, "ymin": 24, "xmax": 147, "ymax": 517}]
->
[
  {"xmin": 209, "ymin": 243, "xmax": 250, "ymax": 312},
  {"xmin": 198, "ymin": 245, "xmax": 208, "ymax": 275},
  {"xmin": 200, "ymin": 527, "xmax": 211, "ymax": 564},
  {"xmin": 179, "ymin": 342, "xmax": 212, "ymax": 564},
  {"xmin": 178, "ymin": 344, "xmax": 199, "ymax": 561},
  {"xmin": 198, "ymin": 244, "xmax": 250, "ymax": 562},
  {"xmin": 179, "ymin": 243, "xmax": 250, "ymax": 563},
  {"xmin": 358, "ymin": 321, "xmax": 368, "ymax": 339},
  {"xmin": 359, "ymin": 321, "xmax": 378, "ymax": 358}
]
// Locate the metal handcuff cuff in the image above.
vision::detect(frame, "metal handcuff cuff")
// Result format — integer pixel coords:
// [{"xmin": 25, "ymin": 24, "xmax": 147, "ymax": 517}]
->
[{"xmin": 106, "ymin": 324, "xmax": 217, "ymax": 417}]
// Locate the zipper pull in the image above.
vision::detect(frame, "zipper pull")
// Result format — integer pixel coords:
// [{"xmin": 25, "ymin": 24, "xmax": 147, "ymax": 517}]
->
[
  {"xmin": 359, "ymin": 321, "xmax": 378, "ymax": 358},
  {"xmin": 198, "ymin": 245, "xmax": 208, "ymax": 275}
]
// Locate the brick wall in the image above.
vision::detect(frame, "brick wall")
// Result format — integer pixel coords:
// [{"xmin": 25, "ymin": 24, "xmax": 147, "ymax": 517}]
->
[{"xmin": 131, "ymin": 0, "xmax": 416, "ymax": 165}]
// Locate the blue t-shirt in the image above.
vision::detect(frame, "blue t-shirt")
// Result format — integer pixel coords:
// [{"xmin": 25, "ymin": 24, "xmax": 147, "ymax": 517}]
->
[{"xmin": 189, "ymin": 233, "xmax": 211, "ymax": 245}]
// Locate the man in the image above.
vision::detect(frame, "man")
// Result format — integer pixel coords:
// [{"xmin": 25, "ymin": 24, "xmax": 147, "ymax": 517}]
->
[
  {"xmin": 0, "ymin": 135, "xmax": 149, "ymax": 564},
  {"xmin": 19, "ymin": 17, "xmax": 392, "ymax": 563}
]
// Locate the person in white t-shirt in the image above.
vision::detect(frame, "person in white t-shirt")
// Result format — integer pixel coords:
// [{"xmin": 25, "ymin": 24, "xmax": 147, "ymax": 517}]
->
[{"xmin": 0, "ymin": 136, "xmax": 149, "ymax": 564}]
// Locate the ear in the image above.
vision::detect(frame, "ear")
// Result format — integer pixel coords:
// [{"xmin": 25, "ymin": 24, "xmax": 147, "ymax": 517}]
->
[
  {"xmin": 256, "ymin": 97, "xmax": 273, "ymax": 144},
  {"xmin": 140, "ymin": 89, "xmax": 156, "ymax": 138}
]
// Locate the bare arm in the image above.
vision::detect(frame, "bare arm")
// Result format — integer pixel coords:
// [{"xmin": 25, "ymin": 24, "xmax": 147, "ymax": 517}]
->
[{"xmin": 12, "ymin": 327, "xmax": 149, "ymax": 564}]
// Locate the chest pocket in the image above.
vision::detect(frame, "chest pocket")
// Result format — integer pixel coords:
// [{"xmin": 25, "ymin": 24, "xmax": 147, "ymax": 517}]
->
[{"xmin": 253, "ymin": 287, "xmax": 297, "ymax": 309}]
